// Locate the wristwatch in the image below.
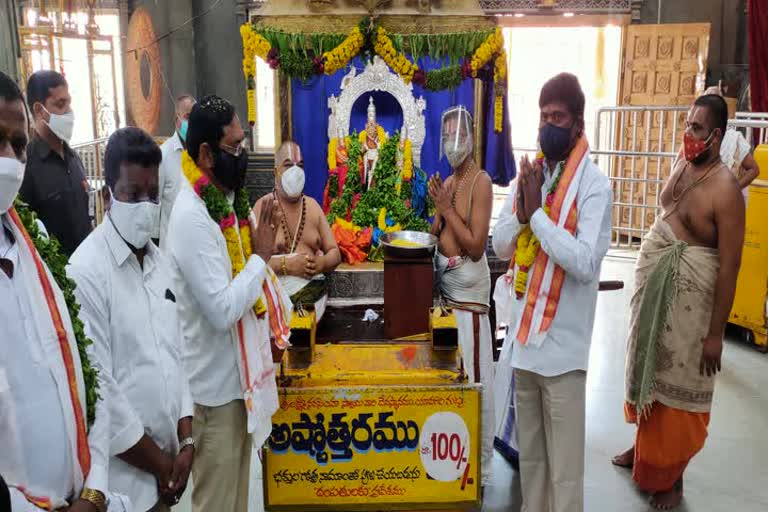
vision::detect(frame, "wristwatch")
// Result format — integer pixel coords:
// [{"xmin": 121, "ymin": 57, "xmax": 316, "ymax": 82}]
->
[
  {"xmin": 179, "ymin": 436, "xmax": 195, "ymax": 452},
  {"xmin": 80, "ymin": 487, "xmax": 107, "ymax": 512}
]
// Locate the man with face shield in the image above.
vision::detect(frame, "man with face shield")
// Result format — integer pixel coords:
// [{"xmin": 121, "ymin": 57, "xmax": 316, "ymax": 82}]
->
[
  {"xmin": 613, "ymin": 94, "xmax": 744, "ymax": 509},
  {"xmin": 165, "ymin": 95, "xmax": 288, "ymax": 512},
  {"xmin": 428, "ymin": 105, "xmax": 495, "ymax": 488},
  {"xmin": 492, "ymin": 73, "xmax": 612, "ymax": 512},
  {"xmin": 0, "ymin": 71, "xmax": 122, "ymax": 512},
  {"xmin": 253, "ymin": 140, "xmax": 341, "ymax": 312},
  {"xmin": 68, "ymin": 127, "xmax": 196, "ymax": 511},
  {"xmin": 20, "ymin": 70, "xmax": 92, "ymax": 256}
]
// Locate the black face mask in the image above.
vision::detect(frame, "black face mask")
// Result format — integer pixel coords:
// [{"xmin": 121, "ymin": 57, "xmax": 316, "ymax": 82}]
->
[
  {"xmin": 539, "ymin": 122, "xmax": 575, "ymax": 162},
  {"xmin": 212, "ymin": 148, "xmax": 249, "ymax": 191}
]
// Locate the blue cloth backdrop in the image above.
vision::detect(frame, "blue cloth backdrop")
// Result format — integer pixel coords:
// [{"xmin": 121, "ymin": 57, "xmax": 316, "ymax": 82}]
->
[{"xmin": 291, "ymin": 56, "xmax": 515, "ymax": 204}]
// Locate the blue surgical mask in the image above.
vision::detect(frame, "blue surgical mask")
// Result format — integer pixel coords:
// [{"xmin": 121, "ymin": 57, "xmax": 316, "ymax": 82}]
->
[
  {"xmin": 179, "ymin": 120, "xmax": 189, "ymax": 142},
  {"xmin": 539, "ymin": 123, "xmax": 573, "ymax": 162}
]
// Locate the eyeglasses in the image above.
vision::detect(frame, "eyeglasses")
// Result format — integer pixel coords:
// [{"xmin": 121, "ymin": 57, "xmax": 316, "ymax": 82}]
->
[{"xmin": 220, "ymin": 140, "xmax": 247, "ymax": 157}]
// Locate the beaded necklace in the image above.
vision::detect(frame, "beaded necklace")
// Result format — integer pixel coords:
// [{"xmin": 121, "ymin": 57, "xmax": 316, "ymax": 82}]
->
[{"xmin": 275, "ymin": 191, "xmax": 306, "ymax": 254}]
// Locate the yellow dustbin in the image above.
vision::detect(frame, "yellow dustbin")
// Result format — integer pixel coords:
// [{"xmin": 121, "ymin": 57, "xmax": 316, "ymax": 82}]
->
[{"xmin": 729, "ymin": 144, "xmax": 768, "ymax": 350}]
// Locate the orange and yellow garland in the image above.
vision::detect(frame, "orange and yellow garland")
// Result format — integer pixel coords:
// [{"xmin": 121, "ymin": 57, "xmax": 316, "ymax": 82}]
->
[
  {"xmin": 181, "ymin": 151, "xmax": 268, "ymax": 316},
  {"xmin": 513, "ymin": 158, "xmax": 564, "ymax": 298}
]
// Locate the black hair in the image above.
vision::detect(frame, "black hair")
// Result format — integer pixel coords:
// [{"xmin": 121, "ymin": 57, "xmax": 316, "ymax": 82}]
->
[
  {"xmin": 26, "ymin": 70, "xmax": 67, "ymax": 112},
  {"xmin": 186, "ymin": 94, "xmax": 236, "ymax": 161},
  {"xmin": 539, "ymin": 73, "xmax": 586, "ymax": 119},
  {"xmin": 693, "ymin": 94, "xmax": 729, "ymax": 135},
  {"xmin": 0, "ymin": 71, "xmax": 24, "ymax": 104},
  {"xmin": 104, "ymin": 127, "xmax": 162, "ymax": 189}
]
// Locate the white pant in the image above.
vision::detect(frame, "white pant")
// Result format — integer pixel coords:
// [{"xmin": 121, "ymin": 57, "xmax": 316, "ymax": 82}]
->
[
  {"xmin": 454, "ymin": 309, "xmax": 496, "ymax": 487},
  {"xmin": 515, "ymin": 368, "xmax": 586, "ymax": 512}
]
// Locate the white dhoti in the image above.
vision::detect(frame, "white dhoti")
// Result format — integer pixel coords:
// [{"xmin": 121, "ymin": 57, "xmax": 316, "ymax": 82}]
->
[{"xmin": 436, "ymin": 251, "xmax": 495, "ymax": 486}]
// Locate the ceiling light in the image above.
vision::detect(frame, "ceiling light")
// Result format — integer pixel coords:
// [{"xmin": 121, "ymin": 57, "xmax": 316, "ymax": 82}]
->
[
  {"xmin": 514, "ymin": 13, "xmax": 525, "ymax": 18},
  {"xmin": 563, "ymin": 12, "xmax": 575, "ymax": 17}
]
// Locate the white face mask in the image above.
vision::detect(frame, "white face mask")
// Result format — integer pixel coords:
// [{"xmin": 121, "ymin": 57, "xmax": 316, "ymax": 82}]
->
[
  {"xmin": 43, "ymin": 107, "xmax": 75, "ymax": 144},
  {"xmin": 109, "ymin": 194, "xmax": 159, "ymax": 249},
  {"xmin": 444, "ymin": 140, "xmax": 472, "ymax": 168},
  {"xmin": 0, "ymin": 157, "xmax": 25, "ymax": 213},
  {"xmin": 281, "ymin": 165, "xmax": 305, "ymax": 199}
]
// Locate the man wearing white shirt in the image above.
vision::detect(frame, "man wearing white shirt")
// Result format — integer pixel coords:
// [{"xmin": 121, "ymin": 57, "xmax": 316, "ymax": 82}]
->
[
  {"xmin": 492, "ymin": 74, "xmax": 612, "ymax": 512},
  {"xmin": 166, "ymin": 95, "xmax": 279, "ymax": 512},
  {"xmin": 158, "ymin": 95, "xmax": 195, "ymax": 249},
  {"xmin": 68, "ymin": 127, "xmax": 195, "ymax": 512},
  {"xmin": 0, "ymin": 71, "xmax": 113, "ymax": 512}
]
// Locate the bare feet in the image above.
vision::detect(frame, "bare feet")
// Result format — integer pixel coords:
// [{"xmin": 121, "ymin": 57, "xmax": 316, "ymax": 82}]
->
[
  {"xmin": 650, "ymin": 478, "xmax": 683, "ymax": 510},
  {"xmin": 611, "ymin": 446, "xmax": 635, "ymax": 469}
]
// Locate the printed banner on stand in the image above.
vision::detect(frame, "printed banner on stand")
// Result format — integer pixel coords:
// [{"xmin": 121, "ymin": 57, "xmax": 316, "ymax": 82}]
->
[{"xmin": 264, "ymin": 385, "xmax": 481, "ymax": 510}]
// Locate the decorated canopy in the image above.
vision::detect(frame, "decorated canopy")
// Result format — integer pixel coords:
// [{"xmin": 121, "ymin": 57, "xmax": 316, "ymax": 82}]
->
[{"xmin": 240, "ymin": 11, "xmax": 515, "ymax": 263}]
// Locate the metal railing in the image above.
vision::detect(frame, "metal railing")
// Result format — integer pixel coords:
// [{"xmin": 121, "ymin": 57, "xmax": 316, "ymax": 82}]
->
[
  {"xmin": 72, "ymin": 137, "xmax": 108, "ymax": 225},
  {"xmin": 594, "ymin": 105, "xmax": 688, "ymax": 248},
  {"xmin": 729, "ymin": 115, "xmax": 768, "ymax": 147}
]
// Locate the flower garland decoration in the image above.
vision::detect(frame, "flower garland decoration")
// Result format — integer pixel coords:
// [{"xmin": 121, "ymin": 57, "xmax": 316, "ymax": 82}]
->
[
  {"xmin": 358, "ymin": 125, "xmax": 387, "ymax": 148},
  {"xmin": 401, "ymin": 138, "xmax": 413, "ymax": 181},
  {"xmin": 181, "ymin": 151, "xmax": 267, "ymax": 316},
  {"xmin": 14, "ymin": 200, "xmax": 99, "ymax": 429},
  {"xmin": 241, "ymin": 19, "xmax": 507, "ymax": 96},
  {"xmin": 323, "ymin": 26, "xmax": 364, "ymax": 76},
  {"xmin": 494, "ymin": 47, "xmax": 507, "ymax": 133},
  {"xmin": 470, "ymin": 27, "xmax": 503, "ymax": 78},
  {"xmin": 241, "ymin": 24, "xmax": 273, "ymax": 126},
  {"xmin": 374, "ymin": 27, "xmax": 417, "ymax": 83},
  {"xmin": 513, "ymin": 160, "xmax": 564, "ymax": 299}
]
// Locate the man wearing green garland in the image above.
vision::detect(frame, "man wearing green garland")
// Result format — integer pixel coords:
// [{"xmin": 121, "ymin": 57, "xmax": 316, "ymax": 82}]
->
[
  {"xmin": 0, "ymin": 72, "xmax": 122, "ymax": 511},
  {"xmin": 166, "ymin": 95, "xmax": 289, "ymax": 512}
]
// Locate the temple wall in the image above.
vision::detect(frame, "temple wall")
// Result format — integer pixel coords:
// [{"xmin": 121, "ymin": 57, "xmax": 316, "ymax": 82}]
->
[
  {"xmin": 0, "ymin": 0, "xmax": 20, "ymax": 81},
  {"xmin": 640, "ymin": 0, "xmax": 748, "ymax": 83},
  {"xmin": 125, "ymin": 0, "xmax": 198, "ymax": 136}
]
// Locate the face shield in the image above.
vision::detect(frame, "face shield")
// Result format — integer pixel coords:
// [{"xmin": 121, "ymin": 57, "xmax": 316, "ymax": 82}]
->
[{"xmin": 439, "ymin": 106, "xmax": 474, "ymax": 168}]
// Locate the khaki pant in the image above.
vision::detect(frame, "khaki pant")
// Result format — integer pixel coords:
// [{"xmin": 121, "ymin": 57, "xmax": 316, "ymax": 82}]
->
[
  {"xmin": 191, "ymin": 400, "xmax": 252, "ymax": 512},
  {"xmin": 515, "ymin": 369, "xmax": 586, "ymax": 512}
]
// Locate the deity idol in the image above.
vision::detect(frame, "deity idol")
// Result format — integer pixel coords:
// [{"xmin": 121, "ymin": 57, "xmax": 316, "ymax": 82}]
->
[
  {"xmin": 362, "ymin": 97, "xmax": 383, "ymax": 188},
  {"xmin": 323, "ymin": 127, "xmax": 350, "ymax": 213}
]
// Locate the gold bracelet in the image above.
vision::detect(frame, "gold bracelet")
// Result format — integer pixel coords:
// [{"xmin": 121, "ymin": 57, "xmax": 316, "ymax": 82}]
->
[
  {"xmin": 281, "ymin": 255, "xmax": 287, "ymax": 276},
  {"xmin": 80, "ymin": 487, "xmax": 107, "ymax": 512}
]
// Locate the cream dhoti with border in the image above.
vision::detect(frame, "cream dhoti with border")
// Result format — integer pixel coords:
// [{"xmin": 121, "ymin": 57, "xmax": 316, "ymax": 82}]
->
[{"xmin": 436, "ymin": 250, "xmax": 495, "ymax": 486}]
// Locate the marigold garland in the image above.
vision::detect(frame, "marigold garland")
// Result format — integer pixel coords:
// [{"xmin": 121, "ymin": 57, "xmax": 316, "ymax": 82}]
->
[
  {"xmin": 358, "ymin": 126, "xmax": 387, "ymax": 148},
  {"xmin": 470, "ymin": 27, "xmax": 503, "ymax": 78},
  {"xmin": 513, "ymin": 160, "xmax": 563, "ymax": 299},
  {"xmin": 323, "ymin": 26, "xmax": 364, "ymax": 75},
  {"xmin": 401, "ymin": 138, "xmax": 413, "ymax": 181},
  {"xmin": 181, "ymin": 151, "xmax": 266, "ymax": 316},
  {"xmin": 494, "ymin": 95, "xmax": 504, "ymax": 133},
  {"xmin": 374, "ymin": 27, "xmax": 417, "ymax": 83},
  {"xmin": 240, "ymin": 24, "xmax": 272, "ymax": 126}
]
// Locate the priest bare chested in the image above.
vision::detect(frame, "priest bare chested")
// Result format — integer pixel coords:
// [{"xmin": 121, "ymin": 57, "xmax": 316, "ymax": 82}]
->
[
  {"xmin": 428, "ymin": 105, "xmax": 495, "ymax": 488},
  {"xmin": 253, "ymin": 141, "xmax": 341, "ymax": 305},
  {"xmin": 614, "ymin": 93, "xmax": 744, "ymax": 510}
]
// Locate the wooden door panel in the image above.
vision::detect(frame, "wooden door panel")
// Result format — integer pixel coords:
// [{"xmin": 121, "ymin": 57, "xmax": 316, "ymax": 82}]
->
[{"xmin": 616, "ymin": 23, "xmax": 710, "ymax": 238}]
